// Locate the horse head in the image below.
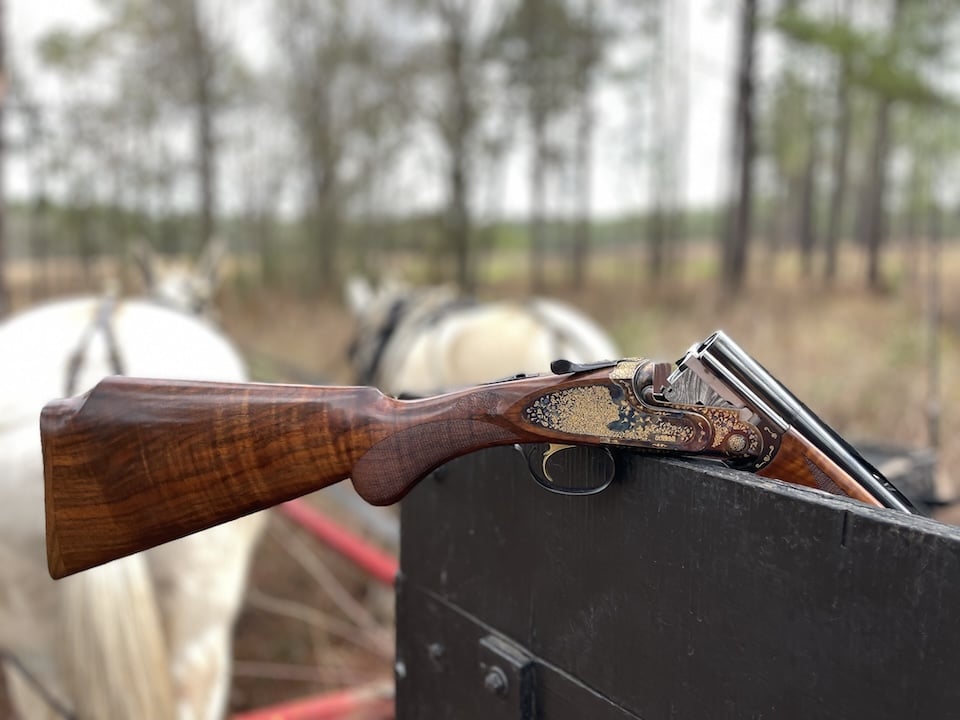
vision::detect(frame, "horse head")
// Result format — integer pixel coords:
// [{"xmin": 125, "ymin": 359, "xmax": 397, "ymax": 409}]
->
[{"xmin": 130, "ymin": 238, "xmax": 226, "ymax": 319}]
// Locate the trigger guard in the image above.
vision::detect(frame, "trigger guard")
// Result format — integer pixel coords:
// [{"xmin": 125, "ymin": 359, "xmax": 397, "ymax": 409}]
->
[{"xmin": 516, "ymin": 443, "xmax": 616, "ymax": 496}]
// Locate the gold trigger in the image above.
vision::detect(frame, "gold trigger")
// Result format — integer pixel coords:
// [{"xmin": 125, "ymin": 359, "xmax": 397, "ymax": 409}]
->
[{"xmin": 540, "ymin": 443, "xmax": 574, "ymax": 484}]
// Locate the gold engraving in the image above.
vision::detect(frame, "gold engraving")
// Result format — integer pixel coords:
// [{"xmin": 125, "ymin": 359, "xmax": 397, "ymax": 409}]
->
[
  {"xmin": 726, "ymin": 434, "xmax": 747, "ymax": 453},
  {"xmin": 524, "ymin": 384, "xmax": 697, "ymax": 447},
  {"xmin": 609, "ymin": 359, "xmax": 646, "ymax": 383}
]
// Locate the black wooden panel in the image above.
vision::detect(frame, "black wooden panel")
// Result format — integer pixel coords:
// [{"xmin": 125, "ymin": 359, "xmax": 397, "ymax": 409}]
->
[
  {"xmin": 396, "ymin": 447, "xmax": 960, "ymax": 720},
  {"xmin": 396, "ymin": 579, "xmax": 642, "ymax": 719}
]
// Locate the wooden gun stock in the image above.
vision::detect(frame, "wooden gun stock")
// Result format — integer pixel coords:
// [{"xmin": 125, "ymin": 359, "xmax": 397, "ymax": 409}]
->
[{"xmin": 41, "ymin": 372, "xmax": 595, "ymax": 578}]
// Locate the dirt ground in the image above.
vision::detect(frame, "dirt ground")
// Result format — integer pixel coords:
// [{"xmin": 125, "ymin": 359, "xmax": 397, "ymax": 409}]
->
[{"xmin": 2, "ymin": 243, "xmax": 958, "ymax": 717}]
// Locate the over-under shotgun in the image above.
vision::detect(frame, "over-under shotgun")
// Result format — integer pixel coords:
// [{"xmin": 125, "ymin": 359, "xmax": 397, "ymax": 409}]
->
[{"xmin": 41, "ymin": 331, "xmax": 916, "ymax": 578}]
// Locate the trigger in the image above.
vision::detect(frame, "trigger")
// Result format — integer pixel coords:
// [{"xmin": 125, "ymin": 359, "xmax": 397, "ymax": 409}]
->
[{"xmin": 539, "ymin": 444, "xmax": 570, "ymax": 484}]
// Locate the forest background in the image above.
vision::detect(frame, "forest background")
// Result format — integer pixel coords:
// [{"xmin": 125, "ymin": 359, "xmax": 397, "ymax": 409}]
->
[{"xmin": 1, "ymin": 0, "xmax": 959, "ymax": 711}]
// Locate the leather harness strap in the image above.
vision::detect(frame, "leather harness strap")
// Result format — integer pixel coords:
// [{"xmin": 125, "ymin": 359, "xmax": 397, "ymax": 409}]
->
[
  {"xmin": 352, "ymin": 295, "xmax": 475, "ymax": 387},
  {"xmin": 351, "ymin": 297, "xmax": 409, "ymax": 386},
  {"xmin": 64, "ymin": 295, "xmax": 126, "ymax": 397}
]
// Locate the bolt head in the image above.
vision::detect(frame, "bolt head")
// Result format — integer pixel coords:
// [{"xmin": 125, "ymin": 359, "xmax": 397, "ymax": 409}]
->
[{"xmin": 483, "ymin": 666, "xmax": 509, "ymax": 696}]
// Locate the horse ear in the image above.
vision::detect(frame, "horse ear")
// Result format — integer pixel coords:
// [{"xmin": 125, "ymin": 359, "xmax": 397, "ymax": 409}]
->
[
  {"xmin": 380, "ymin": 274, "xmax": 410, "ymax": 297},
  {"xmin": 198, "ymin": 237, "xmax": 227, "ymax": 292},
  {"xmin": 345, "ymin": 276, "xmax": 373, "ymax": 316},
  {"xmin": 129, "ymin": 237, "xmax": 157, "ymax": 290}
]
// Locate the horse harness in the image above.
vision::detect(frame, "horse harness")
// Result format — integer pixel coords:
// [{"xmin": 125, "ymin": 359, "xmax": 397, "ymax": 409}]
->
[
  {"xmin": 64, "ymin": 294, "xmax": 126, "ymax": 397},
  {"xmin": 350, "ymin": 296, "xmax": 410, "ymax": 386}
]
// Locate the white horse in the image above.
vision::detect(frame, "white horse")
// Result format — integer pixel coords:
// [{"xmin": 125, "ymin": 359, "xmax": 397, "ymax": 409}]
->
[
  {"xmin": 0, "ymin": 244, "xmax": 265, "ymax": 720},
  {"xmin": 345, "ymin": 277, "xmax": 621, "ymax": 396}
]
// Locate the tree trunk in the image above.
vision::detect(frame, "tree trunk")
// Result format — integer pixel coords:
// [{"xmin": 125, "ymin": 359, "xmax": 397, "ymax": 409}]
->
[
  {"xmin": 797, "ymin": 114, "xmax": 818, "ymax": 277},
  {"xmin": 858, "ymin": 0, "xmax": 902, "ymax": 293},
  {"xmin": 571, "ymin": 77, "xmax": 593, "ymax": 290},
  {"xmin": 530, "ymin": 111, "xmax": 547, "ymax": 293},
  {"xmin": 901, "ymin": 158, "xmax": 923, "ymax": 291},
  {"xmin": 823, "ymin": 59, "xmax": 850, "ymax": 284},
  {"xmin": 187, "ymin": 0, "xmax": 216, "ymax": 249},
  {"xmin": 257, "ymin": 209, "xmax": 278, "ymax": 286},
  {"xmin": 763, "ymin": 186, "xmax": 784, "ymax": 276},
  {"xmin": 570, "ymin": 2, "xmax": 597, "ymax": 291},
  {"xmin": 312, "ymin": 172, "xmax": 339, "ymax": 293},
  {"xmin": 446, "ymin": 27, "xmax": 473, "ymax": 294},
  {"xmin": 860, "ymin": 94, "xmax": 892, "ymax": 292},
  {"xmin": 648, "ymin": 204, "xmax": 666, "ymax": 281},
  {"xmin": 647, "ymin": 5, "xmax": 667, "ymax": 283},
  {"xmin": 721, "ymin": 0, "xmax": 757, "ymax": 294},
  {"xmin": 197, "ymin": 87, "xmax": 215, "ymax": 247},
  {"xmin": 925, "ymin": 201, "xmax": 942, "ymax": 449},
  {"xmin": 449, "ymin": 144, "xmax": 471, "ymax": 294}
]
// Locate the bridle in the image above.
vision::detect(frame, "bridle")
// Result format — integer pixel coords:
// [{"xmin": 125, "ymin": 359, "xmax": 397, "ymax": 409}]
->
[{"xmin": 349, "ymin": 296, "xmax": 410, "ymax": 386}]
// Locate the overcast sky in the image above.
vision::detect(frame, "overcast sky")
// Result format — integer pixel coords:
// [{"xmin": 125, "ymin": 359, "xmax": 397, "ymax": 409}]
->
[{"xmin": 8, "ymin": 0, "xmax": 740, "ymax": 217}]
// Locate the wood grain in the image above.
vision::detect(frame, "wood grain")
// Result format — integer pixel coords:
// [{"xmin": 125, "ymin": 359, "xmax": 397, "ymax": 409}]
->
[
  {"xmin": 757, "ymin": 429, "xmax": 883, "ymax": 507},
  {"xmin": 41, "ymin": 373, "xmax": 575, "ymax": 577},
  {"xmin": 43, "ymin": 378, "xmax": 380, "ymax": 577}
]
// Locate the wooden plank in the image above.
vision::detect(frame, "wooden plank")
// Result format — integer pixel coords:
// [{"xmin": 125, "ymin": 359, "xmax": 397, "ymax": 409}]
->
[{"xmin": 397, "ymin": 447, "xmax": 960, "ymax": 719}]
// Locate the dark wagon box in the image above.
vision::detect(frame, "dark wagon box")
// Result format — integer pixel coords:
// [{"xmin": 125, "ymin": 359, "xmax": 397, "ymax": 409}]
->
[{"xmin": 395, "ymin": 446, "xmax": 956, "ymax": 719}]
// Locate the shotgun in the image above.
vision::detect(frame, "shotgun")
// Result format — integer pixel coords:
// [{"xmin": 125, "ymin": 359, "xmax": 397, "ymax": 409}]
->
[{"xmin": 40, "ymin": 330, "xmax": 916, "ymax": 578}]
